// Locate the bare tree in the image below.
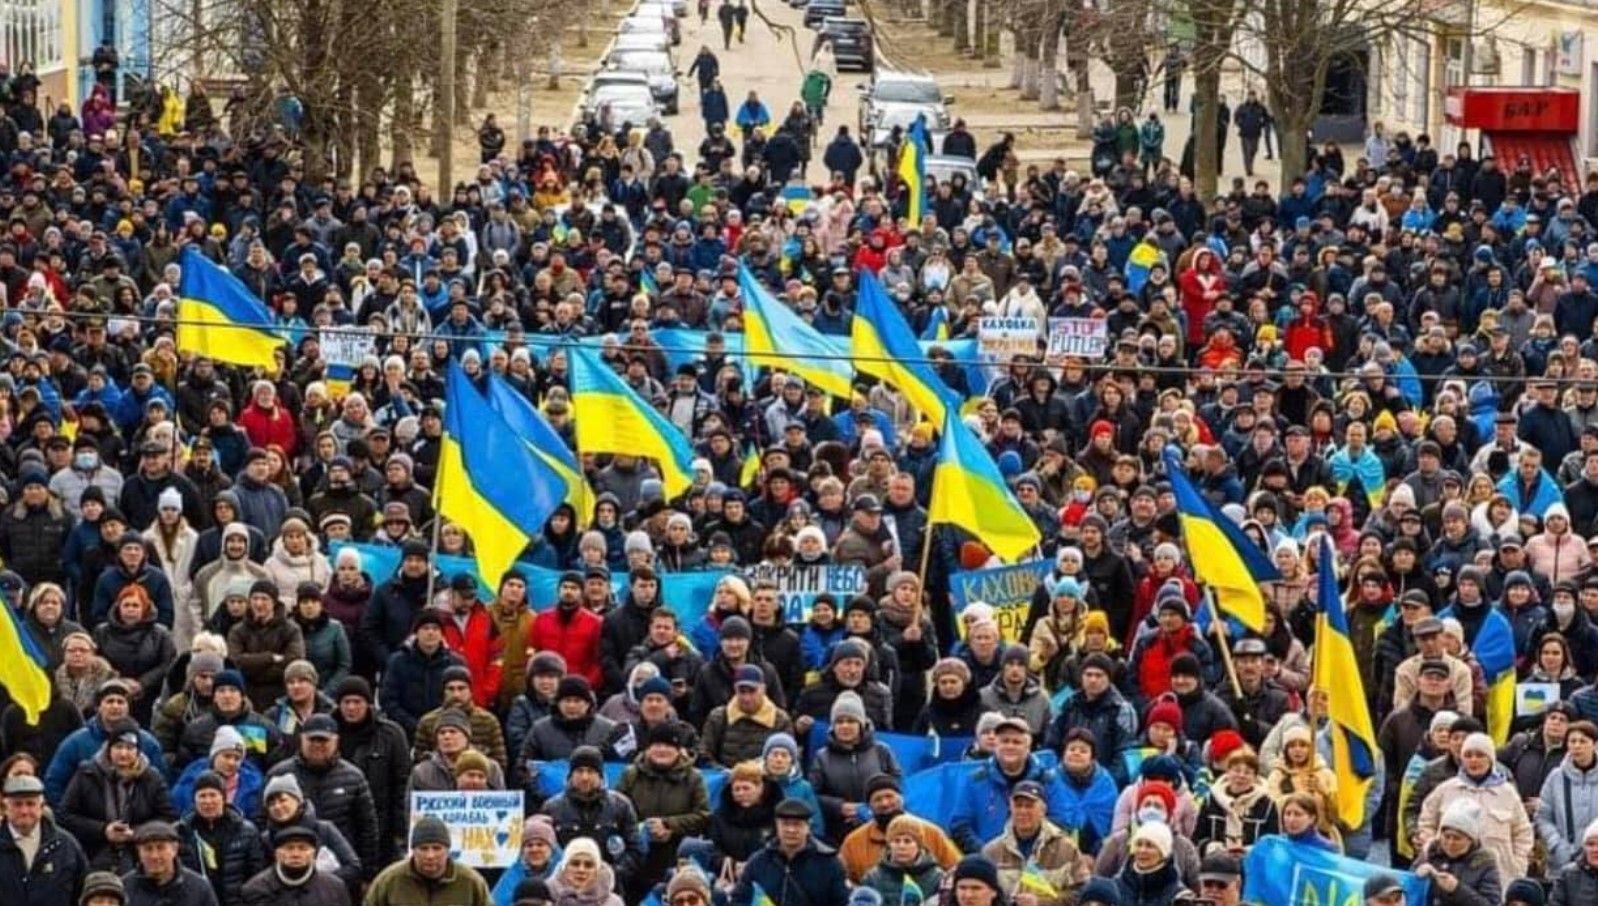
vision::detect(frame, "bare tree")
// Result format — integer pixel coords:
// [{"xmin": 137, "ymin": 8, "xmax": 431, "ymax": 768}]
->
[{"xmin": 1184, "ymin": 0, "xmax": 1245, "ymax": 201}]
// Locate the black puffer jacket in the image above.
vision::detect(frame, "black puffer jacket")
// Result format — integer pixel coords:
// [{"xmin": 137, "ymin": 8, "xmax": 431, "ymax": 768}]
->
[
  {"xmin": 178, "ymin": 805, "xmax": 268, "ymax": 906},
  {"xmin": 59, "ymin": 748, "xmax": 178, "ymax": 871},
  {"xmin": 123, "ymin": 866, "xmax": 221, "ymax": 906},
  {"xmin": 334, "ymin": 708, "xmax": 411, "ymax": 864},
  {"xmin": 258, "ymin": 801, "xmax": 363, "ymax": 887},
  {"xmin": 265, "ymin": 756, "xmax": 379, "ymax": 870},
  {"xmin": 0, "ymin": 497, "xmax": 71, "ymax": 585},
  {"xmin": 807, "ymin": 728, "xmax": 902, "ymax": 841},
  {"xmin": 542, "ymin": 786, "xmax": 643, "ymax": 880},
  {"xmin": 92, "ymin": 608, "xmax": 176, "ymax": 724},
  {"xmin": 517, "ymin": 712, "xmax": 624, "ymax": 781},
  {"xmin": 377, "ymin": 639, "xmax": 464, "ymax": 736},
  {"xmin": 1416, "ymin": 842, "xmax": 1502, "ymax": 906},
  {"xmin": 709, "ymin": 777, "xmax": 781, "ymax": 864}
]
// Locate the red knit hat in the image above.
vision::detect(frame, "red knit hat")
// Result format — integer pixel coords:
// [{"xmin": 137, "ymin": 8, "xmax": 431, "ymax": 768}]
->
[
  {"xmin": 1136, "ymin": 780, "xmax": 1178, "ymax": 818},
  {"xmin": 1209, "ymin": 729, "xmax": 1246, "ymax": 764},
  {"xmin": 1146, "ymin": 696, "xmax": 1183, "ymax": 734}
]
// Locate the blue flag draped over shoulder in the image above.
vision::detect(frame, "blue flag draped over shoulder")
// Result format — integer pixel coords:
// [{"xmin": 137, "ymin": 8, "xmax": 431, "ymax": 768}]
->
[{"xmin": 1243, "ymin": 836, "xmax": 1429, "ymax": 906}]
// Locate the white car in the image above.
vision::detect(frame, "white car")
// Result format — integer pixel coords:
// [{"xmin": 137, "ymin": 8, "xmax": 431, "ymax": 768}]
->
[
  {"xmin": 612, "ymin": 32, "xmax": 671, "ymax": 55},
  {"xmin": 637, "ymin": 0, "xmax": 686, "ymax": 18},
  {"xmin": 606, "ymin": 48, "xmax": 680, "ymax": 114},
  {"xmin": 582, "ymin": 82, "xmax": 660, "ymax": 130},
  {"xmin": 619, "ymin": 11, "xmax": 679, "ymax": 44}
]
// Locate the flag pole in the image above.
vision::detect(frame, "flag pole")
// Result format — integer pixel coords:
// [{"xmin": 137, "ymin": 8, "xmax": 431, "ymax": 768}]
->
[
  {"xmin": 425, "ymin": 433, "xmax": 446, "ymax": 608},
  {"xmin": 1205, "ymin": 587, "xmax": 1244, "ymax": 698}
]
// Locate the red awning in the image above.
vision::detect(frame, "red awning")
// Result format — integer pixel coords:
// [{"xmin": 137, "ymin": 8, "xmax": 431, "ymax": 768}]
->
[{"xmin": 1484, "ymin": 132, "xmax": 1579, "ymax": 182}]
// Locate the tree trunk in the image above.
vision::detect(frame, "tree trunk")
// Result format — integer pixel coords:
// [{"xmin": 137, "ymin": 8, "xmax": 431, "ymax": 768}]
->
[
  {"xmin": 1037, "ymin": 2, "xmax": 1062, "ymax": 110},
  {"xmin": 548, "ymin": 44, "xmax": 564, "ymax": 91},
  {"xmin": 472, "ymin": 49, "xmax": 491, "ymax": 109},
  {"xmin": 1276, "ymin": 112, "xmax": 1311, "ymax": 190},
  {"xmin": 392, "ymin": 73, "xmax": 415, "ymax": 168},
  {"xmin": 950, "ymin": 0, "xmax": 969, "ymax": 51},
  {"xmin": 1019, "ymin": 45, "xmax": 1040, "ymax": 99},
  {"xmin": 937, "ymin": 0, "xmax": 955, "ymax": 37},
  {"xmin": 1193, "ymin": 67, "xmax": 1220, "ymax": 202},
  {"xmin": 969, "ymin": 0, "xmax": 985, "ymax": 57}
]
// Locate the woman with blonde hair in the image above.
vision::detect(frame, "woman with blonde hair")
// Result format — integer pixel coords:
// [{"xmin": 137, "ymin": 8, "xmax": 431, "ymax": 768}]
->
[
  {"xmin": 1266, "ymin": 725, "xmax": 1340, "ymax": 841},
  {"xmin": 55, "ymin": 630, "xmax": 117, "ymax": 714},
  {"xmin": 1029, "ymin": 576, "xmax": 1086, "ymax": 690}
]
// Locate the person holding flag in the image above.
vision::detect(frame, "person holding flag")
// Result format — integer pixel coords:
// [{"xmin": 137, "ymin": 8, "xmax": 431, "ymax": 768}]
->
[{"xmin": 979, "ymin": 780, "xmax": 1082, "ymax": 905}]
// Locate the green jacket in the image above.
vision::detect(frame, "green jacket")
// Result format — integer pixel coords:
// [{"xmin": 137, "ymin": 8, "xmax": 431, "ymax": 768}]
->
[
  {"xmin": 802, "ymin": 71, "xmax": 833, "ymax": 108},
  {"xmin": 362, "ymin": 857, "xmax": 491, "ymax": 906}
]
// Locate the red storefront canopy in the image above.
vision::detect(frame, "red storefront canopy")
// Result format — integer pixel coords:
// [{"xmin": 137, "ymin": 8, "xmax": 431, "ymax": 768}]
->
[{"xmin": 1445, "ymin": 87, "xmax": 1581, "ymax": 182}]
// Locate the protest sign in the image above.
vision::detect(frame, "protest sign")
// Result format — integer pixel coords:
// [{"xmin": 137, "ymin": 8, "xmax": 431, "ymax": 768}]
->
[
  {"xmin": 320, "ymin": 327, "xmax": 376, "ymax": 369},
  {"xmin": 977, "ymin": 317, "xmax": 1041, "ymax": 363},
  {"xmin": 1243, "ymin": 835, "xmax": 1429, "ymax": 906},
  {"xmin": 1516, "ymin": 682, "xmax": 1562, "ymax": 716},
  {"xmin": 949, "ymin": 559, "xmax": 1053, "ymax": 642},
  {"xmin": 408, "ymin": 790, "xmax": 524, "ymax": 867},
  {"xmin": 744, "ymin": 563, "xmax": 867, "ymax": 622},
  {"xmin": 1046, "ymin": 318, "xmax": 1108, "ymax": 360}
]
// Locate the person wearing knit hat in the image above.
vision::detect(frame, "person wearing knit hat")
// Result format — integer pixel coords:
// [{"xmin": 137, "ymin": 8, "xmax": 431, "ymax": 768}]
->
[
  {"xmin": 452, "ymin": 749, "xmax": 493, "ymax": 786},
  {"xmin": 1078, "ymin": 876, "xmax": 1122, "ymax": 906},
  {"xmin": 1144, "ymin": 696, "xmax": 1184, "ymax": 736},
  {"xmin": 830, "ymin": 689, "xmax": 868, "ymax": 726},
  {"xmin": 1128, "ymin": 818, "xmax": 1175, "ymax": 865},
  {"xmin": 550, "ymin": 837, "xmax": 617, "ymax": 905},
  {"xmin": 1206, "ymin": 729, "xmax": 1246, "ymax": 766},
  {"xmin": 978, "ymin": 642, "xmax": 1050, "ymax": 737},
  {"xmin": 664, "ymin": 866, "xmax": 713, "ymax": 903},
  {"xmin": 1416, "ymin": 729, "xmax": 1534, "ymax": 878},
  {"xmin": 1503, "ymin": 877, "xmax": 1546, "ymax": 906},
  {"xmin": 263, "ymin": 773, "xmax": 304, "ymax": 806},
  {"xmin": 951, "ymin": 854, "xmax": 1002, "ymax": 897}
]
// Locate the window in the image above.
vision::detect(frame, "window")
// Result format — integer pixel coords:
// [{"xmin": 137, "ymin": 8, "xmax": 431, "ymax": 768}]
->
[{"xmin": 0, "ymin": 0, "xmax": 64, "ymax": 73}]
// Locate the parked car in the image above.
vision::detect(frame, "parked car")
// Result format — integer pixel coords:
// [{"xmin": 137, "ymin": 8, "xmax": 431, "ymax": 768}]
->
[
  {"xmin": 605, "ymin": 48, "xmax": 681, "ymax": 114},
  {"xmin": 816, "ymin": 17, "xmax": 872, "ymax": 70},
  {"xmin": 581, "ymin": 80, "xmax": 661, "ymax": 131},
  {"xmin": 638, "ymin": 0, "xmax": 687, "ymax": 17},
  {"xmin": 858, "ymin": 69, "xmax": 950, "ymax": 150},
  {"xmin": 804, "ymin": 0, "xmax": 845, "ymax": 29},
  {"xmin": 612, "ymin": 32, "xmax": 672, "ymax": 55},
  {"xmin": 619, "ymin": 11, "xmax": 680, "ymax": 45}
]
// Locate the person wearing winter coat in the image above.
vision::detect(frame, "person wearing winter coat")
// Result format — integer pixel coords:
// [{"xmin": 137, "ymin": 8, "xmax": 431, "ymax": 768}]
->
[
  {"xmin": 489, "ymin": 816, "xmax": 559, "ymax": 906},
  {"xmin": 0, "ymin": 775, "xmax": 90, "ymax": 906},
  {"xmin": 176, "ymin": 670, "xmax": 285, "ymax": 772},
  {"xmin": 122, "ymin": 821, "xmax": 221, "ymax": 906},
  {"xmin": 412, "ymin": 666, "xmax": 509, "ymax": 768},
  {"xmin": 191, "ymin": 527, "xmax": 271, "ymax": 633},
  {"xmin": 378, "ymin": 611, "xmax": 465, "ymax": 737},
  {"xmin": 143, "ymin": 496, "xmax": 200, "ymax": 649},
  {"xmin": 1549, "ymin": 817, "xmax": 1598, "ymax": 906},
  {"xmin": 258, "ymin": 776, "xmax": 363, "ymax": 889},
  {"xmin": 515, "ymin": 677, "xmax": 626, "ymax": 785},
  {"xmin": 506, "ymin": 652, "xmax": 564, "ymax": 761},
  {"xmin": 1193, "ymin": 746, "xmax": 1279, "ymax": 856},
  {"xmin": 329, "ymin": 676, "xmax": 409, "ymax": 865},
  {"xmin": 261, "ymin": 519, "xmax": 330, "ymax": 608},
  {"xmin": 528, "ymin": 572, "xmax": 605, "ymax": 690},
  {"xmin": 55, "ymin": 629, "xmax": 119, "ymax": 716},
  {"xmin": 227, "ymin": 581, "xmax": 307, "ymax": 711},
  {"xmin": 729, "ymin": 797, "xmax": 850, "ymax": 906},
  {"xmin": 287, "ymin": 586, "xmax": 351, "ymax": 694},
  {"xmin": 807, "ymin": 692, "xmax": 902, "ymax": 842},
  {"xmin": 980, "ymin": 782, "xmax": 1084, "ymax": 906},
  {"xmin": 169, "ymin": 726, "xmax": 265, "ymax": 817},
  {"xmin": 1265, "ymin": 724, "xmax": 1341, "ymax": 840},
  {"xmin": 240, "ymin": 823, "xmax": 351, "ymax": 906},
  {"xmin": 357, "ymin": 541, "xmax": 439, "ymax": 673},
  {"xmin": 976, "ymin": 644, "xmax": 1053, "ymax": 738},
  {"xmin": 44, "ymin": 680, "xmax": 167, "ymax": 804},
  {"xmin": 265, "ymin": 715, "xmax": 380, "ymax": 872},
  {"xmin": 912, "ymin": 657, "xmax": 985, "ymax": 736},
  {"xmin": 540, "ymin": 747, "xmax": 642, "ymax": 882},
  {"xmin": 1414, "ymin": 799, "xmax": 1503, "ymax": 906},
  {"xmin": 861, "ymin": 814, "xmax": 946, "ymax": 905},
  {"xmin": 711, "ymin": 761, "xmax": 783, "ymax": 866},
  {"xmin": 1417, "ymin": 731, "xmax": 1535, "ymax": 880},
  {"xmin": 950, "ymin": 719, "xmax": 1076, "ymax": 853},
  {"xmin": 1536, "ymin": 720, "xmax": 1598, "ymax": 868},
  {"xmin": 1112, "ymin": 821, "xmax": 1190, "ymax": 906},
  {"xmin": 177, "ymin": 772, "xmax": 269, "ymax": 906},
  {"xmin": 700, "ymin": 663, "xmax": 794, "ymax": 768},
  {"xmin": 540, "ymin": 836, "xmax": 622, "ymax": 906},
  {"xmin": 615, "ymin": 723, "xmax": 711, "ymax": 898},
  {"xmin": 93, "ymin": 583, "xmax": 177, "ymax": 726},
  {"xmin": 60, "ymin": 724, "xmax": 179, "ymax": 872},
  {"xmin": 0, "ymin": 467, "xmax": 72, "ymax": 587}
]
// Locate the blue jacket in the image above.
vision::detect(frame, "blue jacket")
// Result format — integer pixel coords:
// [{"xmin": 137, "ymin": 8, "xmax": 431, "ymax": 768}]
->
[
  {"xmin": 949, "ymin": 754, "xmax": 1073, "ymax": 852},
  {"xmin": 1497, "ymin": 468, "xmax": 1564, "ymax": 519},
  {"xmin": 112, "ymin": 384, "xmax": 177, "ymax": 433},
  {"xmin": 729, "ymin": 837, "xmax": 849, "ymax": 906},
  {"xmin": 491, "ymin": 854, "xmax": 559, "ymax": 906},
  {"xmin": 45, "ymin": 718, "xmax": 167, "ymax": 803},
  {"xmin": 90, "ymin": 563, "xmax": 175, "ymax": 628},
  {"xmin": 170, "ymin": 757, "xmax": 264, "ymax": 818},
  {"xmin": 1057, "ymin": 762, "xmax": 1119, "ymax": 850}
]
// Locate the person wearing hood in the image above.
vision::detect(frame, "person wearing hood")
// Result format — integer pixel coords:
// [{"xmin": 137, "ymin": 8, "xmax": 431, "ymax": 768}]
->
[
  {"xmin": 170, "ymin": 725, "xmax": 264, "ymax": 818},
  {"xmin": 526, "ymin": 503, "xmax": 580, "ymax": 571},
  {"xmin": 192, "ymin": 525, "xmax": 272, "ymax": 631},
  {"xmin": 1536, "ymin": 719, "xmax": 1598, "ymax": 869},
  {"xmin": 257, "ymin": 775, "xmax": 363, "ymax": 889},
  {"xmin": 176, "ymin": 768, "xmax": 267, "ymax": 906},
  {"xmin": 1414, "ymin": 799, "xmax": 1503, "ymax": 906},
  {"xmin": 1417, "ymin": 731, "xmax": 1534, "ymax": 880},
  {"xmin": 93, "ymin": 583, "xmax": 177, "ymax": 727},
  {"xmin": 59, "ymin": 720, "xmax": 179, "ymax": 871},
  {"xmin": 190, "ymin": 490, "xmax": 268, "ymax": 575},
  {"xmin": 1528, "ymin": 503, "xmax": 1592, "ymax": 586},
  {"xmin": 542, "ymin": 836, "xmax": 622, "ymax": 906},
  {"xmin": 226, "ymin": 580, "xmax": 306, "ymax": 712},
  {"xmin": 491, "ymin": 816, "xmax": 560, "ymax": 906}
]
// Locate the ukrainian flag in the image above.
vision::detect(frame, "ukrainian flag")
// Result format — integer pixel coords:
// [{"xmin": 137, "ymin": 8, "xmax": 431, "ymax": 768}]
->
[
  {"xmin": 176, "ymin": 246, "xmax": 284, "ymax": 370},
  {"xmin": 737, "ymin": 263, "xmax": 854, "ymax": 400},
  {"xmin": 569, "ymin": 344, "xmax": 697, "ymax": 498},
  {"xmin": 751, "ymin": 882, "xmax": 777, "ymax": 906},
  {"xmin": 1124, "ymin": 239, "xmax": 1163, "ymax": 295},
  {"xmin": 920, "ymin": 305, "xmax": 950, "ymax": 341},
  {"xmin": 1019, "ymin": 861, "xmax": 1059, "ymax": 898},
  {"xmin": 853, "ymin": 269, "xmax": 962, "ymax": 425},
  {"xmin": 439, "ymin": 361, "xmax": 564, "ymax": 589},
  {"xmin": 640, "ymin": 268, "xmax": 661, "ymax": 297},
  {"xmin": 484, "ymin": 371, "xmax": 594, "ymax": 528},
  {"xmin": 897, "ymin": 114, "xmax": 930, "ymax": 225},
  {"xmin": 1314, "ymin": 533, "xmax": 1379, "ymax": 828},
  {"xmin": 738, "ymin": 441, "xmax": 762, "ymax": 490},
  {"xmin": 0, "ymin": 600, "xmax": 50, "ymax": 723},
  {"xmin": 928, "ymin": 407, "xmax": 1041, "ymax": 562},
  {"xmin": 1162, "ymin": 446, "xmax": 1278, "ymax": 631},
  {"xmin": 1472, "ymin": 606, "xmax": 1519, "ymax": 744}
]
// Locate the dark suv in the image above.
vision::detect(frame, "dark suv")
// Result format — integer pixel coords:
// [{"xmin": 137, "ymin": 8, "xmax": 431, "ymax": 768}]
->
[
  {"xmin": 818, "ymin": 18, "xmax": 873, "ymax": 70},
  {"xmin": 804, "ymin": 0, "xmax": 845, "ymax": 29}
]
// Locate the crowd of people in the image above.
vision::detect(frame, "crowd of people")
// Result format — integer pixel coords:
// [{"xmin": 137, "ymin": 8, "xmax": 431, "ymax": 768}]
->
[{"xmin": 8, "ymin": 9, "xmax": 1598, "ymax": 906}]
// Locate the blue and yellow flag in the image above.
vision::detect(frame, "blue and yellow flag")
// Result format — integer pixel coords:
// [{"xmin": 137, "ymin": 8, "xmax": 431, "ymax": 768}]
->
[
  {"xmin": 1162, "ymin": 446, "xmax": 1278, "ymax": 632},
  {"xmin": 569, "ymin": 344, "xmax": 697, "ymax": 498},
  {"xmin": 928, "ymin": 407, "xmax": 1041, "ymax": 562},
  {"xmin": 1473, "ymin": 606, "xmax": 1519, "ymax": 744},
  {"xmin": 1019, "ymin": 861, "xmax": 1059, "ymax": 898},
  {"xmin": 1244, "ymin": 836, "xmax": 1429, "ymax": 906},
  {"xmin": 853, "ymin": 269, "xmax": 961, "ymax": 425},
  {"xmin": 1314, "ymin": 534, "xmax": 1378, "ymax": 828},
  {"xmin": 439, "ymin": 362, "xmax": 564, "ymax": 589},
  {"xmin": 896, "ymin": 114, "xmax": 930, "ymax": 225},
  {"xmin": 751, "ymin": 881, "xmax": 777, "ymax": 906},
  {"xmin": 737, "ymin": 263, "xmax": 854, "ymax": 400},
  {"xmin": 920, "ymin": 305, "xmax": 951, "ymax": 341},
  {"xmin": 1124, "ymin": 239, "xmax": 1163, "ymax": 295},
  {"xmin": 640, "ymin": 268, "xmax": 661, "ymax": 297},
  {"xmin": 176, "ymin": 246, "xmax": 284, "ymax": 370},
  {"xmin": 0, "ymin": 601, "xmax": 50, "ymax": 723},
  {"xmin": 484, "ymin": 372, "xmax": 594, "ymax": 528}
]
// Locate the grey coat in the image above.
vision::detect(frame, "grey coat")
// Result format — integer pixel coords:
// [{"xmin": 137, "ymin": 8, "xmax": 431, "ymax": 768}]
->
[{"xmin": 1537, "ymin": 755, "xmax": 1598, "ymax": 868}]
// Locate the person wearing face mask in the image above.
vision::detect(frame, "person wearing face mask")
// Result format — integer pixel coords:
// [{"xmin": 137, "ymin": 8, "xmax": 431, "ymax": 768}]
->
[
  {"xmin": 837, "ymin": 773, "xmax": 960, "ymax": 882},
  {"xmin": 51, "ymin": 434, "xmax": 124, "ymax": 518},
  {"xmin": 1536, "ymin": 584, "xmax": 1598, "ymax": 680},
  {"xmin": 1095, "ymin": 779, "xmax": 1201, "ymax": 889}
]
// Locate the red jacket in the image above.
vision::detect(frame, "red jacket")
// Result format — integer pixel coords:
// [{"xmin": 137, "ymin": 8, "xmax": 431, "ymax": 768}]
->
[
  {"xmin": 1178, "ymin": 249, "xmax": 1227, "ymax": 347},
  {"xmin": 1129, "ymin": 570, "xmax": 1201, "ymax": 640},
  {"xmin": 442, "ymin": 602, "xmax": 504, "ymax": 708},
  {"xmin": 530, "ymin": 606, "xmax": 604, "ymax": 688},
  {"xmin": 1134, "ymin": 624, "xmax": 1202, "ymax": 701},
  {"xmin": 238, "ymin": 403, "xmax": 300, "ymax": 459}
]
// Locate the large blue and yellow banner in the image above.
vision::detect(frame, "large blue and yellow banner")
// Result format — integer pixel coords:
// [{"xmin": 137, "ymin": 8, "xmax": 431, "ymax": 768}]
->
[
  {"xmin": 1243, "ymin": 836, "xmax": 1429, "ymax": 906},
  {"xmin": 949, "ymin": 559, "xmax": 1053, "ymax": 641}
]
